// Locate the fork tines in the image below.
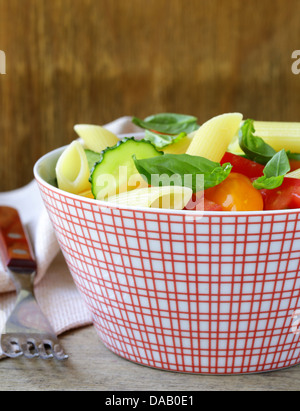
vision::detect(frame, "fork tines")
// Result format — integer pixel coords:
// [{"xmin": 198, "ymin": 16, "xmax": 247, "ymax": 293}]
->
[{"xmin": 1, "ymin": 334, "xmax": 68, "ymax": 360}]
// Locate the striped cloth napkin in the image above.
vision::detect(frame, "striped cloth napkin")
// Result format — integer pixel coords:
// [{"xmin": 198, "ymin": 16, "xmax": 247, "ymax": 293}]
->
[{"xmin": 0, "ymin": 116, "xmax": 141, "ymax": 357}]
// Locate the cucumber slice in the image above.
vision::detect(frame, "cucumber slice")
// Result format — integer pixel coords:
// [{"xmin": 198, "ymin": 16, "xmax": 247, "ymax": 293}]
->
[{"xmin": 90, "ymin": 137, "xmax": 163, "ymax": 200}]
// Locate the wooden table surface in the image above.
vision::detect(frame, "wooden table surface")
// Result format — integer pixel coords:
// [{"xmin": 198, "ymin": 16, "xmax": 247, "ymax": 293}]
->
[{"xmin": 0, "ymin": 324, "xmax": 299, "ymax": 391}]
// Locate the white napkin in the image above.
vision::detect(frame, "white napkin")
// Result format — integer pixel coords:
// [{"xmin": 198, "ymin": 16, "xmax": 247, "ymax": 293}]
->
[{"xmin": 0, "ymin": 116, "xmax": 141, "ymax": 357}]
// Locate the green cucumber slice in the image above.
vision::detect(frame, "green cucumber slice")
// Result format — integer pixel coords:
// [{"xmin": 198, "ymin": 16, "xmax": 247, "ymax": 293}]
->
[{"xmin": 90, "ymin": 137, "xmax": 163, "ymax": 200}]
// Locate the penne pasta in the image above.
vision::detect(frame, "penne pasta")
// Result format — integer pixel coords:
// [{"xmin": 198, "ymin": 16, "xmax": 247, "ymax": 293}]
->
[
  {"xmin": 285, "ymin": 168, "xmax": 300, "ymax": 179},
  {"xmin": 93, "ymin": 169, "xmax": 149, "ymax": 201},
  {"xmin": 253, "ymin": 121, "xmax": 300, "ymax": 153},
  {"xmin": 162, "ymin": 131, "xmax": 197, "ymax": 155},
  {"xmin": 227, "ymin": 135, "xmax": 244, "ymax": 155},
  {"xmin": 186, "ymin": 113, "xmax": 243, "ymax": 162},
  {"xmin": 106, "ymin": 186, "xmax": 193, "ymax": 210},
  {"xmin": 74, "ymin": 124, "xmax": 119, "ymax": 153},
  {"xmin": 56, "ymin": 141, "xmax": 91, "ymax": 194}
]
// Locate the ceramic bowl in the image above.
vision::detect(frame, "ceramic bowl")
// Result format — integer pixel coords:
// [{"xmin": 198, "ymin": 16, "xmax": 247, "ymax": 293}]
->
[{"xmin": 34, "ymin": 142, "xmax": 300, "ymax": 374}]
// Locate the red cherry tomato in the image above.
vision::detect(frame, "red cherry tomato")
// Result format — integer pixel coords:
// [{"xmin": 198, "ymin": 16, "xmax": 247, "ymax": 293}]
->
[
  {"xmin": 205, "ymin": 173, "xmax": 264, "ymax": 211},
  {"xmin": 221, "ymin": 152, "xmax": 264, "ymax": 179},
  {"xmin": 184, "ymin": 193, "xmax": 223, "ymax": 211},
  {"xmin": 260, "ymin": 177, "xmax": 300, "ymax": 210},
  {"xmin": 289, "ymin": 159, "xmax": 300, "ymax": 172}
]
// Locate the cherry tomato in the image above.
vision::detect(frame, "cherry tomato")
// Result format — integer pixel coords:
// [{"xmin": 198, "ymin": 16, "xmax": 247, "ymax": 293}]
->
[
  {"xmin": 260, "ymin": 177, "xmax": 300, "ymax": 210},
  {"xmin": 203, "ymin": 198, "xmax": 223, "ymax": 211},
  {"xmin": 289, "ymin": 159, "xmax": 300, "ymax": 172},
  {"xmin": 205, "ymin": 172, "xmax": 264, "ymax": 211},
  {"xmin": 184, "ymin": 193, "xmax": 223, "ymax": 211},
  {"xmin": 221, "ymin": 152, "xmax": 264, "ymax": 179}
]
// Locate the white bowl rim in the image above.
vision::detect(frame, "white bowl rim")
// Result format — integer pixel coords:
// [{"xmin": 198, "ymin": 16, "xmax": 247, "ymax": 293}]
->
[{"xmin": 33, "ymin": 140, "xmax": 300, "ymax": 217}]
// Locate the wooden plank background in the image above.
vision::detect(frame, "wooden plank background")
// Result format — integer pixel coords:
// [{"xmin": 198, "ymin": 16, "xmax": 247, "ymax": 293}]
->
[{"xmin": 0, "ymin": 0, "xmax": 300, "ymax": 190}]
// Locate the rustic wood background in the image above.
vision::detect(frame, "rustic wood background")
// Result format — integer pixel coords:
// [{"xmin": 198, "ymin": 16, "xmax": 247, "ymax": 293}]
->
[{"xmin": 0, "ymin": 0, "xmax": 300, "ymax": 190}]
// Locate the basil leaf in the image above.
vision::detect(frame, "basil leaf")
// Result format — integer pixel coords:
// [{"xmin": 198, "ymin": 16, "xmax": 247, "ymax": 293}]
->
[
  {"xmin": 286, "ymin": 151, "xmax": 300, "ymax": 161},
  {"xmin": 85, "ymin": 149, "xmax": 101, "ymax": 171},
  {"xmin": 144, "ymin": 130, "xmax": 186, "ymax": 148},
  {"xmin": 133, "ymin": 153, "xmax": 232, "ymax": 192},
  {"xmin": 238, "ymin": 119, "xmax": 277, "ymax": 164},
  {"xmin": 252, "ymin": 175, "xmax": 284, "ymax": 190},
  {"xmin": 252, "ymin": 149, "xmax": 290, "ymax": 190},
  {"xmin": 132, "ymin": 113, "xmax": 199, "ymax": 137},
  {"xmin": 263, "ymin": 149, "xmax": 290, "ymax": 177},
  {"xmin": 132, "ymin": 113, "xmax": 199, "ymax": 148}
]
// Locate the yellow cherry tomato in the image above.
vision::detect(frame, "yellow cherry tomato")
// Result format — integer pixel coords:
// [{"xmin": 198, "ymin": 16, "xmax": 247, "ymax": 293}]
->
[{"xmin": 205, "ymin": 172, "xmax": 264, "ymax": 211}]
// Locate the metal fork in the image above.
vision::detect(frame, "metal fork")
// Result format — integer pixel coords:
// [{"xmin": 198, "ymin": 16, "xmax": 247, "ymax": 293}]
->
[{"xmin": 0, "ymin": 206, "xmax": 68, "ymax": 360}]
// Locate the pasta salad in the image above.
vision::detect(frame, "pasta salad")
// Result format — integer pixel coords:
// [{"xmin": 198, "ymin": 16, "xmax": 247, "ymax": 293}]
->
[{"xmin": 55, "ymin": 113, "xmax": 300, "ymax": 212}]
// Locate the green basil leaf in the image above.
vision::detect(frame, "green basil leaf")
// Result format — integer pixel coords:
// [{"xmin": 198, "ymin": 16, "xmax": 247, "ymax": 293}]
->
[
  {"xmin": 85, "ymin": 149, "xmax": 101, "ymax": 171},
  {"xmin": 263, "ymin": 149, "xmax": 290, "ymax": 178},
  {"xmin": 132, "ymin": 113, "xmax": 199, "ymax": 135},
  {"xmin": 133, "ymin": 153, "xmax": 232, "ymax": 192},
  {"xmin": 252, "ymin": 175, "xmax": 284, "ymax": 190},
  {"xmin": 252, "ymin": 149, "xmax": 290, "ymax": 190},
  {"xmin": 286, "ymin": 151, "xmax": 300, "ymax": 161},
  {"xmin": 144, "ymin": 130, "xmax": 186, "ymax": 148},
  {"xmin": 238, "ymin": 119, "xmax": 277, "ymax": 164}
]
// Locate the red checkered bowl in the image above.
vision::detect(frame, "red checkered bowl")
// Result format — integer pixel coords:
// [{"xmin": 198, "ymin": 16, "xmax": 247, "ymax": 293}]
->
[{"xmin": 34, "ymin": 143, "xmax": 300, "ymax": 374}]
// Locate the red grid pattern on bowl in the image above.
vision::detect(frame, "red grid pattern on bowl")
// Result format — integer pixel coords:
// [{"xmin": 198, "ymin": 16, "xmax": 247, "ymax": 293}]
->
[{"xmin": 37, "ymin": 180, "xmax": 300, "ymax": 374}]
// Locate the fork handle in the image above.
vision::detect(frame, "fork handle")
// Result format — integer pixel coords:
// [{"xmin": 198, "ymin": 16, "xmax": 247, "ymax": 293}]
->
[{"xmin": 0, "ymin": 207, "xmax": 37, "ymax": 272}]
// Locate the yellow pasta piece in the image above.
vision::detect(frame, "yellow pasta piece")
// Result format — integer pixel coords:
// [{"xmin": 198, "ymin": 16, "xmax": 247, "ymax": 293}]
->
[
  {"xmin": 186, "ymin": 113, "xmax": 243, "ymax": 162},
  {"xmin": 106, "ymin": 186, "xmax": 193, "ymax": 210},
  {"xmin": 162, "ymin": 131, "xmax": 197, "ymax": 155},
  {"xmin": 74, "ymin": 124, "xmax": 119, "ymax": 153},
  {"xmin": 253, "ymin": 121, "xmax": 300, "ymax": 152},
  {"xmin": 227, "ymin": 135, "xmax": 244, "ymax": 155},
  {"xmin": 286, "ymin": 168, "xmax": 300, "ymax": 179},
  {"xmin": 56, "ymin": 141, "xmax": 91, "ymax": 194}
]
